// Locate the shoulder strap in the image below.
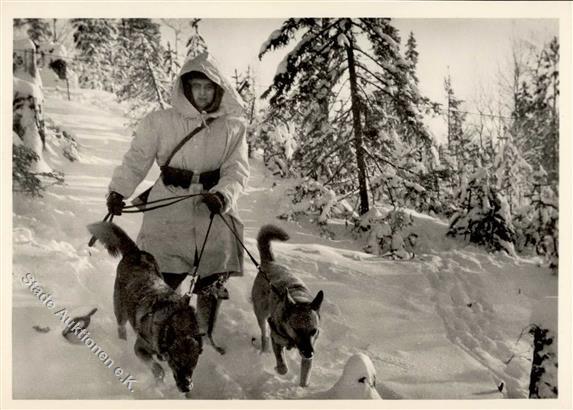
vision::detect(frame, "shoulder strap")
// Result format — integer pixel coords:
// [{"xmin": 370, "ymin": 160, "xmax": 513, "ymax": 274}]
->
[{"xmin": 164, "ymin": 117, "xmax": 216, "ymax": 167}]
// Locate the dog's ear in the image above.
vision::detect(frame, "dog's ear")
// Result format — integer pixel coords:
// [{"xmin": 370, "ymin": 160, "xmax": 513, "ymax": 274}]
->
[
  {"xmin": 310, "ymin": 290, "xmax": 324, "ymax": 311},
  {"xmin": 284, "ymin": 289, "xmax": 296, "ymax": 306}
]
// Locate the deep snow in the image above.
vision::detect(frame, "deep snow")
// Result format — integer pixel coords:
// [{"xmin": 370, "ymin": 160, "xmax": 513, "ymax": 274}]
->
[{"xmin": 11, "ymin": 86, "xmax": 559, "ymax": 402}]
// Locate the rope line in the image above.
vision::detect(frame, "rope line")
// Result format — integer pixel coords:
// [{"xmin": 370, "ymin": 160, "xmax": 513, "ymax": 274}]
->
[{"xmin": 186, "ymin": 212, "xmax": 215, "ymax": 297}]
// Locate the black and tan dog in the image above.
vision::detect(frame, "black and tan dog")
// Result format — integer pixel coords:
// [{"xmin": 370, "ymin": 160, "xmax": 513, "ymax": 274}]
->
[
  {"xmin": 252, "ymin": 225, "xmax": 324, "ymax": 387},
  {"xmin": 88, "ymin": 222, "xmax": 203, "ymax": 395}
]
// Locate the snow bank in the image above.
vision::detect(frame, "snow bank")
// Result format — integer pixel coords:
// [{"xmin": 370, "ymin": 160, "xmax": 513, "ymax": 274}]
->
[
  {"xmin": 13, "ymin": 76, "xmax": 51, "ymax": 173},
  {"xmin": 14, "ymin": 38, "xmax": 42, "ymax": 86},
  {"xmin": 309, "ymin": 353, "xmax": 382, "ymax": 399}
]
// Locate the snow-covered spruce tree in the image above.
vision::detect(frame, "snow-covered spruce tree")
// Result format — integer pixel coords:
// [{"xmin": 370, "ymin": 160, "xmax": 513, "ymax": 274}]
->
[
  {"xmin": 360, "ymin": 26, "xmax": 443, "ymax": 216},
  {"xmin": 185, "ymin": 18, "xmax": 208, "ymax": 59},
  {"xmin": 260, "ymin": 19, "xmax": 345, "ymax": 189},
  {"xmin": 13, "ymin": 78, "xmax": 64, "ymax": 196},
  {"xmin": 405, "ymin": 81, "xmax": 460, "ymax": 218},
  {"xmin": 493, "ymin": 132, "xmax": 532, "ymax": 217},
  {"xmin": 115, "ymin": 19, "xmax": 171, "ymax": 120},
  {"xmin": 12, "ymin": 144, "xmax": 64, "ymax": 197},
  {"xmin": 258, "ymin": 117, "xmax": 298, "ymax": 178},
  {"xmin": 367, "ymin": 26, "xmax": 431, "ymax": 147},
  {"xmin": 443, "ymin": 73, "xmax": 474, "ymax": 183},
  {"xmin": 511, "ymin": 37, "xmax": 559, "ymax": 188},
  {"xmin": 233, "ymin": 67, "xmax": 259, "ymax": 157},
  {"xmin": 260, "ymin": 18, "xmax": 430, "ymax": 216},
  {"xmin": 361, "ymin": 207, "xmax": 417, "ymax": 259},
  {"xmin": 404, "ymin": 31, "xmax": 419, "ymax": 85},
  {"xmin": 402, "ymin": 31, "xmax": 453, "ymax": 215},
  {"xmin": 13, "ymin": 39, "xmax": 46, "ymax": 154},
  {"xmin": 163, "ymin": 41, "xmax": 181, "ymax": 83},
  {"xmin": 161, "ymin": 19, "xmax": 187, "ymax": 62},
  {"xmin": 71, "ymin": 18, "xmax": 118, "ymax": 92},
  {"xmin": 513, "ymin": 167, "xmax": 558, "ymax": 271},
  {"xmin": 14, "ymin": 18, "xmax": 52, "ymax": 46},
  {"xmin": 447, "ymin": 166, "xmax": 517, "ymax": 255}
]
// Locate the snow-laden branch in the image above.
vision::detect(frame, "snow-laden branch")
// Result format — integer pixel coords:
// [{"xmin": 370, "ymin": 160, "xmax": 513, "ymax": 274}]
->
[
  {"xmin": 356, "ymin": 72, "xmax": 392, "ymax": 96},
  {"xmin": 305, "ymin": 132, "xmax": 355, "ymax": 174},
  {"xmin": 259, "ymin": 18, "xmax": 340, "ymax": 60},
  {"xmin": 356, "ymin": 81, "xmax": 375, "ymax": 108},
  {"xmin": 361, "ymin": 145, "xmax": 419, "ymax": 177},
  {"xmin": 354, "ymin": 61, "xmax": 396, "ymax": 97},
  {"xmin": 357, "ymin": 18, "xmax": 402, "ymax": 56},
  {"xmin": 353, "ymin": 45, "xmax": 396, "ymax": 76}
]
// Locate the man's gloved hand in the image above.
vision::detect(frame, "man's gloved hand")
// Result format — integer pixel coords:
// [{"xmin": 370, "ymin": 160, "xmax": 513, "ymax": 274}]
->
[
  {"xmin": 201, "ymin": 192, "xmax": 225, "ymax": 214},
  {"xmin": 106, "ymin": 191, "xmax": 125, "ymax": 215}
]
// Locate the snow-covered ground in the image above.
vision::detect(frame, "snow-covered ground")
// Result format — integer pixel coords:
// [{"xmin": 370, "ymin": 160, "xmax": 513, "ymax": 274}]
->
[{"xmin": 11, "ymin": 87, "xmax": 559, "ymax": 401}]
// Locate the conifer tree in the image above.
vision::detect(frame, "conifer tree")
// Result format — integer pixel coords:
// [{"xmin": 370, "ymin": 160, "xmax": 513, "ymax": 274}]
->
[
  {"xmin": 233, "ymin": 67, "xmax": 258, "ymax": 157},
  {"xmin": 164, "ymin": 41, "xmax": 180, "ymax": 82},
  {"xmin": 447, "ymin": 167, "xmax": 516, "ymax": 255},
  {"xmin": 115, "ymin": 19, "xmax": 171, "ymax": 118},
  {"xmin": 186, "ymin": 19, "xmax": 208, "ymax": 58},
  {"xmin": 513, "ymin": 167, "xmax": 558, "ymax": 270},
  {"xmin": 161, "ymin": 19, "xmax": 188, "ymax": 61},
  {"xmin": 443, "ymin": 73, "xmax": 475, "ymax": 192},
  {"xmin": 511, "ymin": 37, "xmax": 559, "ymax": 188},
  {"xmin": 14, "ymin": 19, "xmax": 52, "ymax": 45},
  {"xmin": 71, "ymin": 18, "xmax": 118, "ymax": 91},
  {"xmin": 404, "ymin": 31, "xmax": 419, "ymax": 84},
  {"xmin": 493, "ymin": 132, "xmax": 532, "ymax": 215},
  {"xmin": 260, "ymin": 18, "xmax": 429, "ymax": 215}
]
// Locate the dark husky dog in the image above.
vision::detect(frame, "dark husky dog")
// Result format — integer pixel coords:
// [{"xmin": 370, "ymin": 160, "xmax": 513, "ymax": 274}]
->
[
  {"xmin": 88, "ymin": 222, "xmax": 203, "ymax": 394},
  {"xmin": 251, "ymin": 225, "xmax": 324, "ymax": 387}
]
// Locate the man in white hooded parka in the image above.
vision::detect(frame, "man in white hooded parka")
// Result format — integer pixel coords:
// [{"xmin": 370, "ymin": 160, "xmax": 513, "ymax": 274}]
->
[{"xmin": 106, "ymin": 52, "xmax": 250, "ymax": 353}]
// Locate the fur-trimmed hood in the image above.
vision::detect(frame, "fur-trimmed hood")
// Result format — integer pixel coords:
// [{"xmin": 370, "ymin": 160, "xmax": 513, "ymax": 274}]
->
[{"xmin": 171, "ymin": 52, "xmax": 245, "ymax": 119}]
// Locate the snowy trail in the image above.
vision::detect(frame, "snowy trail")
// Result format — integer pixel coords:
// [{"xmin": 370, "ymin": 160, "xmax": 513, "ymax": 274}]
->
[{"xmin": 12, "ymin": 88, "xmax": 556, "ymax": 400}]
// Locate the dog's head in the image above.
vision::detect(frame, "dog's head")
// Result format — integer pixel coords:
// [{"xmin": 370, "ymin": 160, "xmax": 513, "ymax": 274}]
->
[
  {"xmin": 282, "ymin": 290, "xmax": 324, "ymax": 359},
  {"xmin": 161, "ymin": 303, "xmax": 203, "ymax": 393}
]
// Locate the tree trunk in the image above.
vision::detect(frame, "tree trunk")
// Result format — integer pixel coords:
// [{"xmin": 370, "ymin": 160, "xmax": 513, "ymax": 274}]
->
[
  {"xmin": 346, "ymin": 44, "xmax": 369, "ymax": 215},
  {"xmin": 145, "ymin": 58, "xmax": 165, "ymax": 110}
]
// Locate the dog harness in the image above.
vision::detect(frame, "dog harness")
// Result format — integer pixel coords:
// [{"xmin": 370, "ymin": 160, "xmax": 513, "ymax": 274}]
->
[{"xmin": 135, "ymin": 300, "xmax": 181, "ymax": 355}]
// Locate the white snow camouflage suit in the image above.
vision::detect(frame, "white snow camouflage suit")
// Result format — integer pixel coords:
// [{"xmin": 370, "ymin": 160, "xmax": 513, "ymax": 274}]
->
[{"xmin": 109, "ymin": 53, "xmax": 249, "ymax": 279}]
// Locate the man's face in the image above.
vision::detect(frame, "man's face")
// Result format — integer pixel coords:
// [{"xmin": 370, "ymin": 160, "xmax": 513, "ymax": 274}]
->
[{"xmin": 187, "ymin": 78, "xmax": 216, "ymax": 111}]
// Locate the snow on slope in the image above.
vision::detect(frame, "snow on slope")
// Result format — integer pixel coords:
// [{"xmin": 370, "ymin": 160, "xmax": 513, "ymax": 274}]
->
[{"xmin": 12, "ymin": 87, "xmax": 558, "ymax": 401}]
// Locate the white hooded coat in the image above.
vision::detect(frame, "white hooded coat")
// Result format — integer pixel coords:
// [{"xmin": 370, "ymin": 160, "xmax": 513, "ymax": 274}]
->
[{"xmin": 109, "ymin": 53, "xmax": 249, "ymax": 278}]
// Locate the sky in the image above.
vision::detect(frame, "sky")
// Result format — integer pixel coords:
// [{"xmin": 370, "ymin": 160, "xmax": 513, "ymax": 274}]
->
[{"xmin": 161, "ymin": 18, "xmax": 558, "ymax": 109}]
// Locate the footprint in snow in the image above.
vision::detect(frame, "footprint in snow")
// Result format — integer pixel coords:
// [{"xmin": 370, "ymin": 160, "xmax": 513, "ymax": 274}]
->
[{"xmin": 293, "ymin": 247, "xmax": 321, "ymax": 255}]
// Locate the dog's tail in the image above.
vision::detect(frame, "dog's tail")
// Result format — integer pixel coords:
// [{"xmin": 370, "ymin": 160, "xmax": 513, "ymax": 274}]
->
[
  {"xmin": 87, "ymin": 221, "xmax": 139, "ymax": 258},
  {"xmin": 257, "ymin": 224, "xmax": 289, "ymax": 263}
]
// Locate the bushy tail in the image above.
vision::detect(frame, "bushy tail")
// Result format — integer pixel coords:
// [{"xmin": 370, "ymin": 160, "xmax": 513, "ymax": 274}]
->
[
  {"xmin": 257, "ymin": 224, "xmax": 289, "ymax": 263},
  {"xmin": 87, "ymin": 222, "xmax": 139, "ymax": 258}
]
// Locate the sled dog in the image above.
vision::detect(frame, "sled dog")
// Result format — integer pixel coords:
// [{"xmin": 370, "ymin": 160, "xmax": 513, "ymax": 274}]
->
[
  {"xmin": 88, "ymin": 222, "xmax": 203, "ymax": 395},
  {"xmin": 251, "ymin": 224, "xmax": 324, "ymax": 387}
]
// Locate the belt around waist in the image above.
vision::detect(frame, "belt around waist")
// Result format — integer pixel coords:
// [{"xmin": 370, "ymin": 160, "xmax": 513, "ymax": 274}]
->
[{"xmin": 160, "ymin": 166, "xmax": 220, "ymax": 190}]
